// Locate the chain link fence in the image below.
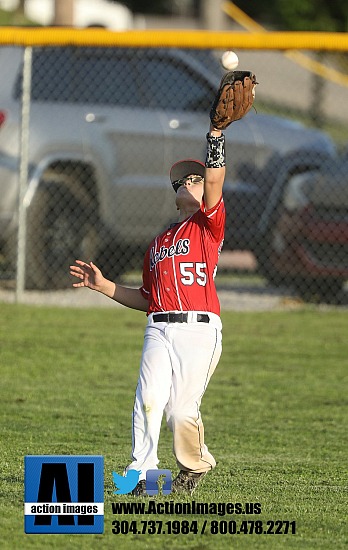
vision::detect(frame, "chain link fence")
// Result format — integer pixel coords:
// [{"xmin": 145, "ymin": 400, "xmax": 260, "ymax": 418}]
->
[{"xmin": 0, "ymin": 32, "xmax": 347, "ymax": 306}]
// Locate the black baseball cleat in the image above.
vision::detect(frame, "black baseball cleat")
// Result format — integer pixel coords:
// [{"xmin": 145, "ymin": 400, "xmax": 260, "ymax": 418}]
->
[
  {"xmin": 171, "ymin": 470, "xmax": 207, "ymax": 495},
  {"xmin": 131, "ymin": 480, "xmax": 148, "ymax": 497}
]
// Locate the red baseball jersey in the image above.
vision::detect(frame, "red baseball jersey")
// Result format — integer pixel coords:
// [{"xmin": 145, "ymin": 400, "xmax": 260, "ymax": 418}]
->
[{"xmin": 141, "ymin": 196, "xmax": 225, "ymax": 316}]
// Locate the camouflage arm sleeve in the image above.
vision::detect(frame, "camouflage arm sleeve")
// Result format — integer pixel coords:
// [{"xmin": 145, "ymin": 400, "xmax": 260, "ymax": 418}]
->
[{"xmin": 205, "ymin": 133, "xmax": 226, "ymax": 168}]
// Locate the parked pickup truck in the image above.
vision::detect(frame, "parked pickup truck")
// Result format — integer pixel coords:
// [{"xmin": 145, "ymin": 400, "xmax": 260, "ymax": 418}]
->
[{"xmin": 0, "ymin": 46, "xmax": 339, "ymax": 293}]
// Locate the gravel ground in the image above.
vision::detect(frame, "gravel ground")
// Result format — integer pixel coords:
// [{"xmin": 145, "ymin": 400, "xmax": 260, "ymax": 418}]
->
[
  {"xmin": 0, "ymin": 285, "xmax": 298, "ymax": 311},
  {"xmin": 1, "ymin": 279, "xmax": 346, "ymax": 312}
]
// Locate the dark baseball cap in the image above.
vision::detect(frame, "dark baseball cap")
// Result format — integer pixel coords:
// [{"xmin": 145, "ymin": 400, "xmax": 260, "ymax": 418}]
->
[{"xmin": 170, "ymin": 159, "xmax": 205, "ymax": 187}]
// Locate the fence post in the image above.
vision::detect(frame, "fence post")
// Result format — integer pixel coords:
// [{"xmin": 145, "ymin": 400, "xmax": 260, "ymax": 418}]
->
[
  {"xmin": 15, "ymin": 46, "xmax": 32, "ymax": 302},
  {"xmin": 309, "ymin": 51, "xmax": 326, "ymax": 129},
  {"xmin": 200, "ymin": 0, "xmax": 225, "ymax": 30}
]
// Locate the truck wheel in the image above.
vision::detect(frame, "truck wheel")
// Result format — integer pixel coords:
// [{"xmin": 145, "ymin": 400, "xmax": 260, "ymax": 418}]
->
[
  {"xmin": 256, "ymin": 243, "xmax": 345, "ymax": 302},
  {"xmin": 292, "ymin": 277, "xmax": 344, "ymax": 302},
  {"xmin": 25, "ymin": 176, "xmax": 98, "ymax": 290}
]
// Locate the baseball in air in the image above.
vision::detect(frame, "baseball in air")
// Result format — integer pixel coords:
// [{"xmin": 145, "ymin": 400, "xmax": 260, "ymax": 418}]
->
[{"xmin": 221, "ymin": 51, "xmax": 239, "ymax": 71}]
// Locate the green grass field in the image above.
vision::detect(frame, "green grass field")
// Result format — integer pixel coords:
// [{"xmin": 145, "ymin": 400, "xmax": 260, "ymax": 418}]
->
[{"xmin": 1, "ymin": 303, "xmax": 347, "ymax": 549}]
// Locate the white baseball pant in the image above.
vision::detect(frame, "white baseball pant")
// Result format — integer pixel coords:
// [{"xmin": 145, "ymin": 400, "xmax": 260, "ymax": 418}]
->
[{"xmin": 125, "ymin": 312, "xmax": 222, "ymax": 480}]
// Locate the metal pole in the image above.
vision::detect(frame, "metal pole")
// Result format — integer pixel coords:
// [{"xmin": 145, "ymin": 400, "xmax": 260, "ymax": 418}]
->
[
  {"xmin": 54, "ymin": 0, "xmax": 74, "ymax": 26},
  {"xmin": 200, "ymin": 0, "xmax": 225, "ymax": 30},
  {"xmin": 15, "ymin": 46, "xmax": 32, "ymax": 302}
]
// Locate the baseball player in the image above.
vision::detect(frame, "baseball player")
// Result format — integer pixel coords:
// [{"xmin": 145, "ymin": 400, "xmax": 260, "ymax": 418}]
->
[{"xmin": 70, "ymin": 73, "xmax": 256, "ymax": 496}]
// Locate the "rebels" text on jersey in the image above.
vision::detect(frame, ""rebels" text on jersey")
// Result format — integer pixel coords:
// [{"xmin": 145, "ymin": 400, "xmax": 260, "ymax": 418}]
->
[{"xmin": 150, "ymin": 238, "xmax": 190, "ymax": 271}]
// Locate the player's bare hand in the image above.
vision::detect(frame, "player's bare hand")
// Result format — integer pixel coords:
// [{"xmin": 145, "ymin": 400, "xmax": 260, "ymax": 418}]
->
[{"xmin": 69, "ymin": 260, "xmax": 105, "ymax": 291}]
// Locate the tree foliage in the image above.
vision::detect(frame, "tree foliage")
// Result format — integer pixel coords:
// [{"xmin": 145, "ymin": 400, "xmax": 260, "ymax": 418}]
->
[
  {"xmin": 115, "ymin": 0, "xmax": 347, "ymax": 30},
  {"xmin": 233, "ymin": 0, "xmax": 348, "ymax": 32},
  {"xmin": 113, "ymin": 0, "xmax": 172, "ymax": 15}
]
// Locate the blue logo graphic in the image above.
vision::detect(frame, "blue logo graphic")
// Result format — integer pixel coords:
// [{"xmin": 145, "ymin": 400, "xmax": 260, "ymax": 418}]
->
[
  {"xmin": 146, "ymin": 469, "xmax": 172, "ymax": 495},
  {"xmin": 24, "ymin": 455, "xmax": 104, "ymax": 534},
  {"xmin": 112, "ymin": 470, "xmax": 141, "ymax": 495}
]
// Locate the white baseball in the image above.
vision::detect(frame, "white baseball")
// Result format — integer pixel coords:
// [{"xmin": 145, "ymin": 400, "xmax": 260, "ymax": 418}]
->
[{"xmin": 221, "ymin": 51, "xmax": 239, "ymax": 71}]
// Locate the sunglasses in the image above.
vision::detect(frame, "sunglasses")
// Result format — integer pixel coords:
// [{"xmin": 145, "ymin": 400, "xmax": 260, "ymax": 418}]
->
[{"xmin": 172, "ymin": 175, "xmax": 204, "ymax": 193}]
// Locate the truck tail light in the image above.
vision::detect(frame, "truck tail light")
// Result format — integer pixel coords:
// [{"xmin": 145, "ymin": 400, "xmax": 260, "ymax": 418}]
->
[{"xmin": 0, "ymin": 110, "xmax": 6, "ymax": 128}]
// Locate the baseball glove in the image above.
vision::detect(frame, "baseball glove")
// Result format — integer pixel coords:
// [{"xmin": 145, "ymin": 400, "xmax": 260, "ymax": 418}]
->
[{"xmin": 210, "ymin": 70, "xmax": 257, "ymax": 130}]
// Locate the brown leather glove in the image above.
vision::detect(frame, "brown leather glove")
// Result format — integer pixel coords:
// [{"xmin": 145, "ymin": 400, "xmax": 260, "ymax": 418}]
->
[{"xmin": 210, "ymin": 70, "xmax": 257, "ymax": 130}]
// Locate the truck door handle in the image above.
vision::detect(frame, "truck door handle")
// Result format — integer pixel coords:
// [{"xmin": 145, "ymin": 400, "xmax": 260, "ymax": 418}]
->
[
  {"xmin": 85, "ymin": 113, "xmax": 106, "ymax": 123},
  {"xmin": 169, "ymin": 118, "xmax": 191, "ymax": 130}
]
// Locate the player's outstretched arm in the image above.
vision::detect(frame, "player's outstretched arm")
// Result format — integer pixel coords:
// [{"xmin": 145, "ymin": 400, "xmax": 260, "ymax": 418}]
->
[
  {"xmin": 203, "ymin": 124, "xmax": 226, "ymax": 210},
  {"xmin": 69, "ymin": 260, "xmax": 149, "ymax": 312},
  {"xmin": 204, "ymin": 71, "xmax": 257, "ymax": 210}
]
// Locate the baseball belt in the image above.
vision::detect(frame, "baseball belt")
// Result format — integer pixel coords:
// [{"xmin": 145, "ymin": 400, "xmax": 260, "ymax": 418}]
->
[{"xmin": 153, "ymin": 313, "xmax": 210, "ymax": 324}]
